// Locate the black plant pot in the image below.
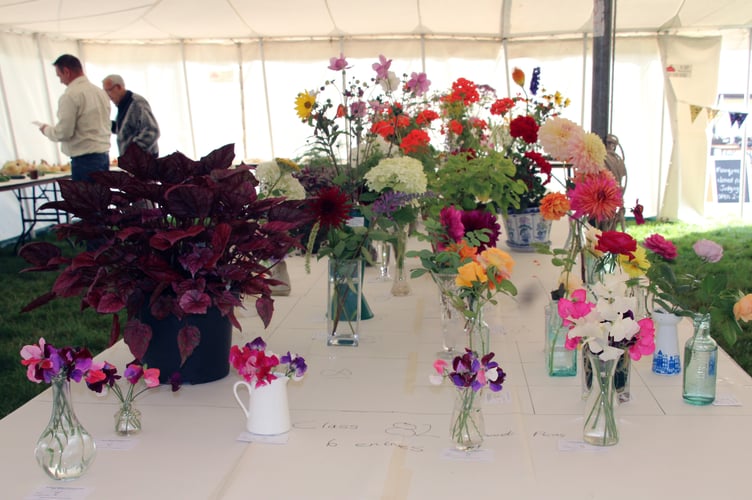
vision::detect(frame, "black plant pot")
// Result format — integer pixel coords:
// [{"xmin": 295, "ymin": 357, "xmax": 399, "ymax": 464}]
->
[{"xmin": 140, "ymin": 306, "xmax": 232, "ymax": 384}]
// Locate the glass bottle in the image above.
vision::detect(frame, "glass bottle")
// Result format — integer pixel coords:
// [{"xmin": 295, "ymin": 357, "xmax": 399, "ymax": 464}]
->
[
  {"xmin": 114, "ymin": 401, "xmax": 142, "ymax": 435},
  {"xmin": 390, "ymin": 223, "xmax": 410, "ymax": 296},
  {"xmin": 682, "ymin": 312, "xmax": 717, "ymax": 405},
  {"xmin": 582, "ymin": 348, "xmax": 619, "ymax": 446},
  {"xmin": 35, "ymin": 375, "xmax": 97, "ymax": 480},
  {"xmin": 544, "ymin": 300, "xmax": 577, "ymax": 376}
]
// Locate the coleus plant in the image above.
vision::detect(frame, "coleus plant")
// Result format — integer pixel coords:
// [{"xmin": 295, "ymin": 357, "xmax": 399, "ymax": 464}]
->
[{"xmin": 20, "ymin": 143, "xmax": 308, "ymax": 365}]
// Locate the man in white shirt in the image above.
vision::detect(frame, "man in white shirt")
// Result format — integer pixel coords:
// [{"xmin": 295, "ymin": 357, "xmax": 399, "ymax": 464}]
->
[{"xmin": 37, "ymin": 54, "xmax": 111, "ymax": 182}]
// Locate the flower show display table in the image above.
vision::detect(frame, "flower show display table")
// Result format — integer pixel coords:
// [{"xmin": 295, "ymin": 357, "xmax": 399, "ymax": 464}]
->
[
  {"xmin": 2, "ymin": 220, "xmax": 752, "ymax": 499},
  {"xmin": 0, "ymin": 172, "xmax": 71, "ymax": 250}
]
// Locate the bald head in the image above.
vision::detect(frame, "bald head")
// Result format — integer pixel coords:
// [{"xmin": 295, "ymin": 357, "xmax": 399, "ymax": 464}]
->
[{"xmin": 103, "ymin": 74, "xmax": 127, "ymax": 104}]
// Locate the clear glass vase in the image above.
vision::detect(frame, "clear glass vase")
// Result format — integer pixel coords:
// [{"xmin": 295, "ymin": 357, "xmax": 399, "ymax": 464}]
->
[
  {"xmin": 390, "ymin": 224, "xmax": 410, "ymax": 296},
  {"xmin": 545, "ymin": 301, "xmax": 577, "ymax": 377},
  {"xmin": 614, "ymin": 347, "xmax": 631, "ymax": 404},
  {"xmin": 374, "ymin": 240, "xmax": 391, "ymax": 281},
  {"xmin": 583, "ymin": 349, "xmax": 619, "ymax": 446},
  {"xmin": 327, "ymin": 258, "xmax": 362, "ymax": 346},
  {"xmin": 450, "ymin": 387, "xmax": 485, "ymax": 451},
  {"xmin": 35, "ymin": 375, "xmax": 97, "ymax": 480},
  {"xmin": 430, "ymin": 271, "xmax": 463, "ymax": 356},
  {"xmin": 114, "ymin": 401, "xmax": 142, "ymax": 435},
  {"xmin": 682, "ymin": 312, "xmax": 718, "ymax": 405},
  {"xmin": 464, "ymin": 298, "xmax": 490, "ymax": 356}
]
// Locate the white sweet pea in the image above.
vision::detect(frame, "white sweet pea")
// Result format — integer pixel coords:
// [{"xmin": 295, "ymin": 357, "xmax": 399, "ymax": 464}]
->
[
  {"xmin": 428, "ymin": 374, "xmax": 443, "ymax": 386},
  {"xmin": 568, "ymin": 311, "xmax": 605, "ymax": 340},
  {"xmin": 585, "ymin": 337, "xmax": 623, "ymax": 362},
  {"xmin": 486, "ymin": 368, "xmax": 499, "ymax": 382},
  {"xmin": 609, "ymin": 316, "xmax": 640, "ymax": 342}
]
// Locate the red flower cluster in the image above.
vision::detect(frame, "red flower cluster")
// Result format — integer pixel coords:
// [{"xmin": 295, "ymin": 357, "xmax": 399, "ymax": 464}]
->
[
  {"xmin": 595, "ymin": 230, "xmax": 637, "ymax": 259},
  {"xmin": 400, "ymin": 129, "xmax": 431, "ymax": 154},
  {"xmin": 444, "ymin": 77, "xmax": 480, "ymax": 105},
  {"xmin": 490, "ymin": 97, "xmax": 515, "ymax": 116},
  {"xmin": 509, "ymin": 115, "xmax": 539, "ymax": 144}
]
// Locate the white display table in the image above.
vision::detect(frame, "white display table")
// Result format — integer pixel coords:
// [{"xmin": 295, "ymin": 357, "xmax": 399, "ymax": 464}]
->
[{"xmin": 2, "ymin": 220, "xmax": 751, "ymax": 499}]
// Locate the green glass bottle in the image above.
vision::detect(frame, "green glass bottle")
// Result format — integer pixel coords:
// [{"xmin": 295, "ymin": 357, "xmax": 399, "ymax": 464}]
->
[{"xmin": 682, "ymin": 313, "xmax": 717, "ymax": 405}]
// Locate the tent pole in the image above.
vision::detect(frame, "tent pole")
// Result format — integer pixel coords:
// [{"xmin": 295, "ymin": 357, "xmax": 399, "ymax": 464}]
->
[
  {"xmin": 591, "ymin": 0, "xmax": 614, "ymax": 139},
  {"xmin": 236, "ymin": 42, "xmax": 248, "ymax": 161},
  {"xmin": 259, "ymin": 39, "xmax": 274, "ymax": 159},
  {"xmin": 180, "ymin": 40, "xmax": 197, "ymax": 158}
]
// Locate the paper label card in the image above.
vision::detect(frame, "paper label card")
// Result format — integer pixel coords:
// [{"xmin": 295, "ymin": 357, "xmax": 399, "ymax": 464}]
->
[{"xmin": 27, "ymin": 486, "xmax": 92, "ymax": 499}]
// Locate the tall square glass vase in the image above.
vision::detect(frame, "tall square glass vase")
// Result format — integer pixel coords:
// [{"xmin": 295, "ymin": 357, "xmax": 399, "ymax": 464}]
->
[
  {"xmin": 326, "ymin": 258, "xmax": 362, "ymax": 346},
  {"xmin": 544, "ymin": 301, "xmax": 577, "ymax": 376}
]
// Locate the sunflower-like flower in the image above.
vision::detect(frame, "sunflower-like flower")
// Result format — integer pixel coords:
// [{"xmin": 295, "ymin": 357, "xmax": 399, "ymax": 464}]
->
[
  {"xmin": 540, "ymin": 192, "xmax": 570, "ymax": 220},
  {"xmin": 567, "ymin": 170, "xmax": 623, "ymax": 222},
  {"xmin": 295, "ymin": 91, "xmax": 316, "ymax": 120}
]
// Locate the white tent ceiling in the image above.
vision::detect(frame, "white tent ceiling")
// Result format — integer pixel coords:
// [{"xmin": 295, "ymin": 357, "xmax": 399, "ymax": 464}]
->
[{"xmin": 1, "ymin": 0, "xmax": 751, "ymax": 42}]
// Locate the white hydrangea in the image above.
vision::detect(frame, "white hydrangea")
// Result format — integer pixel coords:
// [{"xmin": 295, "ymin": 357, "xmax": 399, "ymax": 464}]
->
[
  {"xmin": 364, "ymin": 156, "xmax": 427, "ymax": 194},
  {"xmin": 255, "ymin": 160, "xmax": 306, "ymax": 200}
]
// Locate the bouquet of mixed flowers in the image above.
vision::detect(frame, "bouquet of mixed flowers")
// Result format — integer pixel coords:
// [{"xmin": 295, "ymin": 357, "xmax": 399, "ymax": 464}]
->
[
  {"xmin": 229, "ymin": 336, "xmax": 307, "ymax": 387},
  {"xmin": 429, "ymin": 349, "xmax": 506, "ymax": 450},
  {"xmin": 488, "ymin": 67, "xmax": 572, "ymax": 212},
  {"xmin": 640, "ymin": 234, "xmax": 746, "ymax": 344},
  {"xmin": 21, "ymin": 338, "xmax": 94, "ymax": 385},
  {"xmin": 295, "ymin": 53, "xmax": 437, "ymax": 205}
]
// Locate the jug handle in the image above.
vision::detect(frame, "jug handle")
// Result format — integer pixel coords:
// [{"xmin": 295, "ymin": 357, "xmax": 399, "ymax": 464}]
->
[{"xmin": 233, "ymin": 380, "xmax": 252, "ymax": 418}]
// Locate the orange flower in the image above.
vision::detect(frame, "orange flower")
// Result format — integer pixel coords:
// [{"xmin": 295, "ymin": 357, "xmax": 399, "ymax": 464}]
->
[
  {"xmin": 445, "ymin": 240, "xmax": 478, "ymax": 260},
  {"xmin": 512, "ymin": 67, "xmax": 525, "ymax": 87},
  {"xmin": 456, "ymin": 261, "xmax": 487, "ymax": 288},
  {"xmin": 734, "ymin": 294, "xmax": 752, "ymax": 322},
  {"xmin": 540, "ymin": 192, "xmax": 570, "ymax": 220}
]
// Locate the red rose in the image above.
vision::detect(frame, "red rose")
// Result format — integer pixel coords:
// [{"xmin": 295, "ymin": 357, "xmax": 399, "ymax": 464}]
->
[
  {"xmin": 595, "ymin": 230, "xmax": 637, "ymax": 258},
  {"xmin": 643, "ymin": 234, "xmax": 677, "ymax": 261},
  {"xmin": 509, "ymin": 115, "xmax": 539, "ymax": 144}
]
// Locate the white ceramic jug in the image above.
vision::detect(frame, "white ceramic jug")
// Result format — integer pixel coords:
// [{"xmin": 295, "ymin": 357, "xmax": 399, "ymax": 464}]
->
[
  {"xmin": 233, "ymin": 376, "xmax": 291, "ymax": 435},
  {"xmin": 652, "ymin": 310, "xmax": 682, "ymax": 375}
]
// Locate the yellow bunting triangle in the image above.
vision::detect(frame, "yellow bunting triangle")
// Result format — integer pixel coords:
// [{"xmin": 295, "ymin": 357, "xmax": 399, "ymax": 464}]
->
[
  {"xmin": 689, "ymin": 104, "xmax": 703, "ymax": 123},
  {"xmin": 706, "ymin": 107, "xmax": 719, "ymax": 121}
]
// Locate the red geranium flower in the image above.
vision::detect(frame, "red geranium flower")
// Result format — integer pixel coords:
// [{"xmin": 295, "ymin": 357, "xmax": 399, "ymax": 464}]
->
[
  {"xmin": 415, "ymin": 109, "xmax": 439, "ymax": 125},
  {"xmin": 400, "ymin": 129, "xmax": 430, "ymax": 154},
  {"xmin": 490, "ymin": 97, "xmax": 515, "ymax": 116},
  {"xmin": 448, "ymin": 119, "xmax": 463, "ymax": 135},
  {"xmin": 509, "ymin": 115, "xmax": 539, "ymax": 144}
]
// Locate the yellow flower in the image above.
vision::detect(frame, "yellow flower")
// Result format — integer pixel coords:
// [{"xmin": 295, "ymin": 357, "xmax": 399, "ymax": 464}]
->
[
  {"xmin": 734, "ymin": 293, "xmax": 752, "ymax": 322},
  {"xmin": 479, "ymin": 247, "xmax": 515, "ymax": 282},
  {"xmin": 295, "ymin": 91, "xmax": 316, "ymax": 120},
  {"xmin": 558, "ymin": 269, "xmax": 583, "ymax": 294},
  {"xmin": 617, "ymin": 246, "xmax": 649, "ymax": 278},
  {"xmin": 456, "ymin": 261, "xmax": 487, "ymax": 288},
  {"xmin": 275, "ymin": 157, "xmax": 300, "ymax": 174}
]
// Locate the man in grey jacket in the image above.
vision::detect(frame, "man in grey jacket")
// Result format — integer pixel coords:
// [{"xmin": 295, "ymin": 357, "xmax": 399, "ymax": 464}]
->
[{"xmin": 102, "ymin": 74, "xmax": 160, "ymax": 157}]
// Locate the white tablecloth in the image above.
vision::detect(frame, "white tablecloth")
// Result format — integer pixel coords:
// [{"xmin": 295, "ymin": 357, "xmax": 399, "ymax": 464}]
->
[{"xmin": 3, "ymin": 219, "xmax": 752, "ymax": 499}]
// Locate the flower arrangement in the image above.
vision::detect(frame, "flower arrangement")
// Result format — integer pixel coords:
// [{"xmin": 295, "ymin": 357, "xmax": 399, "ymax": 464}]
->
[
  {"xmin": 641, "ymin": 234, "xmax": 745, "ymax": 344},
  {"xmin": 18, "ymin": 144, "xmax": 307, "ymax": 374},
  {"xmin": 429, "ymin": 349, "xmax": 507, "ymax": 450},
  {"xmin": 85, "ymin": 360, "xmax": 181, "ymax": 402},
  {"xmin": 295, "ymin": 53, "xmax": 437, "ymax": 204},
  {"xmin": 488, "ymin": 67, "xmax": 572, "ymax": 212},
  {"xmin": 21, "ymin": 337, "xmax": 94, "ymax": 385},
  {"xmin": 229, "ymin": 336, "xmax": 308, "ymax": 387}
]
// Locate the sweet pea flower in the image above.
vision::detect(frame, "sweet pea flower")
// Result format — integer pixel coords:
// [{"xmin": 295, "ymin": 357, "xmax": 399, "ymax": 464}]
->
[
  {"xmin": 628, "ymin": 318, "xmax": 656, "ymax": 360},
  {"xmin": 693, "ymin": 239, "xmax": 723, "ymax": 263}
]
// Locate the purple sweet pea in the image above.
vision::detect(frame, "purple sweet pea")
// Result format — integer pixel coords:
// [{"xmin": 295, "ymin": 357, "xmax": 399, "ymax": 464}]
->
[
  {"xmin": 693, "ymin": 239, "xmax": 723, "ymax": 263},
  {"xmin": 281, "ymin": 351, "xmax": 308, "ymax": 380},
  {"xmin": 406, "ymin": 72, "xmax": 431, "ymax": 96},
  {"xmin": 328, "ymin": 53, "xmax": 349, "ymax": 71},
  {"xmin": 372, "ymin": 54, "xmax": 392, "ymax": 80},
  {"xmin": 124, "ymin": 363, "xmax": 144, "ymax": 384},
  {"xmin": 248, "ymin": 337, "xmax": 267, "ymax": 351}
]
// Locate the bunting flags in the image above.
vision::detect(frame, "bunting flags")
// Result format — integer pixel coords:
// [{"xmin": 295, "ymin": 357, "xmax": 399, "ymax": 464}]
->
[
  {"xmin": 729, "ymin": 112, "xmax": 748, "ymax": 127},
  {"xmin": 683, "ymin": 102, "xmax": 747, "ymax": 127}
]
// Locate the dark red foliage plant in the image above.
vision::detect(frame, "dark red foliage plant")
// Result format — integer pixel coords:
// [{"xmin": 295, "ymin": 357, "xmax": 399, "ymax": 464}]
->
[{"xmin": 20, "ymin": 143, "xmax": 309, "ymax": 365}]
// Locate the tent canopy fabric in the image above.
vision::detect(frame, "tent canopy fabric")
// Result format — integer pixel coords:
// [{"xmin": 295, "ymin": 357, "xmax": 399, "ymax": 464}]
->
[{"xmin": 1, "ymin": 0, "xmax": 751, "ymax": 42}]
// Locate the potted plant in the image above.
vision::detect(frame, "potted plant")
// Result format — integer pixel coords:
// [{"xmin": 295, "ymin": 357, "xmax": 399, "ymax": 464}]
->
[{"xmin": 19, "ymin": 144, "xmax": 307, "ymax": 384}]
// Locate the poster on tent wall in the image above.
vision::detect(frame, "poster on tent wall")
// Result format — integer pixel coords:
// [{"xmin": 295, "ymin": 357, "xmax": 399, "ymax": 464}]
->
[{"xmin": 711, "ymin": 158, "xmax": 750, "ymax": 203}]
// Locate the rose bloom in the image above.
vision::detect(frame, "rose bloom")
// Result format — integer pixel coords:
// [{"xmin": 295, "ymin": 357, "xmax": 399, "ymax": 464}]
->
[
  {"xmin": 456, "ymin": 260, "xmax": 488, "ymax": 288},
  {"xmin": 478, "ymin": 247, "xmax": 515, "ymax": 283},
  {"xmin": 595, "ymin": 230, "xmax": 637, "ymax": 258},
  {"xmin": 540, "ymin": 192, "xmax": 570, "ymax": 220},
  {"xmin": 733, "ymin": 294, "xmax": 752, "ymax": 322},
  {"xmin": 693, "ymin": 239, "xmax": 723, "ymax": 263},
  {"xmin": 643, "ymin": 234, "xmax": 677, "ymax": 261}
]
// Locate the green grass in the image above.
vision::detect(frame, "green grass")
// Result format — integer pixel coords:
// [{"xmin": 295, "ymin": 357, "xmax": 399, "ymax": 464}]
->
[
  {"xmin": 0, "ymin": 232, "xmax": 110, "ymax": 419},
  {"xmin": 626, "ymin": 217, "xmax": 752, "ymax": 373}
]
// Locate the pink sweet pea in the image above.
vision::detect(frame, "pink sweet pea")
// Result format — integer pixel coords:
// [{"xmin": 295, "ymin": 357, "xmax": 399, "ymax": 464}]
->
[
  {"xmin": 557, "ymin": 288, "xmax": 595, "ymax": 327},
  {"xmin": 629, "ymin": 318, "xmax": 656, "ymax": 360},
  {"xmin": 142, "ymin": 367, "xmax": 161, "ymax": 388},
  {"xmin": 328, "ymin": 53, "xmax": 349, "ymax": 71},
  {"xmin": 433, "ymin": 359, "xmax": 448, "ymax": 375}
]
